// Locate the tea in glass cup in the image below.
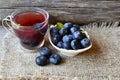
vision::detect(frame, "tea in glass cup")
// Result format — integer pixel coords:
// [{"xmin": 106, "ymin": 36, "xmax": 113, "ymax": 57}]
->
[{"xmin": 2, "ymin": 8, "xmax": 49, "ymax": 52}]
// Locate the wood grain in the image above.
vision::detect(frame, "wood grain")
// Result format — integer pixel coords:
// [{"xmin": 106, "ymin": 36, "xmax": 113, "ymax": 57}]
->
[{"xmin": 0, "ymin": 0, "xmax": 120, "ymax": 24}]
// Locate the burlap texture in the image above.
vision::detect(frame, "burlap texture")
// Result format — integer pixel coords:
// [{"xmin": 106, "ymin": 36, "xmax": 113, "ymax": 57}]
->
[{"xmin": 0, "ymin": 22, "xmax": 120, "ymax": 80}]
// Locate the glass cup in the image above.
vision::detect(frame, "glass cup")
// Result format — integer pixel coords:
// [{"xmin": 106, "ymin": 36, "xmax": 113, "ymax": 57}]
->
[{"xmin": 2, "ymin": 8, "xmax": 49, "ymax": 52}]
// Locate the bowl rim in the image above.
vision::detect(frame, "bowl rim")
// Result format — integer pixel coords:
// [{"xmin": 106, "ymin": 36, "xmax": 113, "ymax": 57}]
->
[{"xmin": 48, "ymin": 25, "xmax": 92, "ymax": 53}]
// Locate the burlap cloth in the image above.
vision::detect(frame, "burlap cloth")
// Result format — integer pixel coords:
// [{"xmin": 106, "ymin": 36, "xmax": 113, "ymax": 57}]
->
[{"xmin": 0, "ymin": 22, "xmax": 120, "ymax": 80}]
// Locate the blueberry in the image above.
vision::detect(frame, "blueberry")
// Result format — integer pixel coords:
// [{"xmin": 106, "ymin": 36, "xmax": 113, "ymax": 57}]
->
[
  {"xmin": 64, "ymin": 22, "xmax": 72, "ymax": 29},
  {"xmin": 40, "ymin": 28, "xmax": 47, "ymax": 35},
  {"xmin": 71, "ymin": 40, "xmax": 82, "ymax": 50},
  {"xmin": 52, "ymin": 34, "xmax": 62, "ymax": 45},
  {"xmin": 40, "ymin": 47, "xmax": 52, "ymax": 58},
  {"xmin": 30, "ymin": 41, "xmax": 39, "ymax": 47},
  {"xmin": 57, "ymin": 41, "xmax": 63, "ymax": 48},
  {"xmin": 63, "ymin": 42, "xmax": 71, "ymax": 50},
  {"xmin": 80, "ymin": 38, "xmax": 90, "ymax": 48},
  {"xmin": 68, "ymin": 34, "xmax": 73, "ymax": 40},
  {"xmin": 21, "ymin": 38, "xmax": 39, "ymax": 47},
  {"xmin": 59, "ymin": 28, "xmax": 69, "ymax": 36},
  {"xmin": 35, "ymin": 56, "xmax": 47, "ymax": 66},
  {"xmin": 50, "ymin": 27, "xmax": 59, "ymax": 37},
  {"xmin": 73, "ymin": 31, "xmax": 83, "ymax": 40},
  {"xmin": 49, "ymin": 53, "xmax": 62, "ymax": 65},
  {"xmin": 62, "ymin": 35, "xmax": 73, "ymax": 43},
  {"xmin": 70, "ymin": 27, "xmax": 78, "ymax": 33},
  {"xmin": 34, "ymin": 23, "xmax": 42, "ymax": 28}
]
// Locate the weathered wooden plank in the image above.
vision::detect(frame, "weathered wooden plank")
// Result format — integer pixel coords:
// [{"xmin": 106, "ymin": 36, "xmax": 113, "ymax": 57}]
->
[
  {"xmin": 0, "ymin": 0, "xmax": 120, "ymax": 24},
  {"xmin": 1, "ymin": 1, "xmax": 120, "ymax": 8}
]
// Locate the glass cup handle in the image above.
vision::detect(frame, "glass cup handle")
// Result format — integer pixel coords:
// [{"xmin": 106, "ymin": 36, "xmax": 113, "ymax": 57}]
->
[{"xmin": 2, "ymin": 15, "xmax": 15, "ymax": 34}]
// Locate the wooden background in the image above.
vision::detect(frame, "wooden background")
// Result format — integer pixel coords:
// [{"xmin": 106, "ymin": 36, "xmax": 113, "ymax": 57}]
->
[{"xmin": 0, "ymin": 0, "xmax": 120, "ymax": 24}]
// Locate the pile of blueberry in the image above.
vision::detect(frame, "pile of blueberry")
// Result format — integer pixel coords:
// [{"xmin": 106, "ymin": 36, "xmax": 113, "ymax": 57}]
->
[
  {"xmin": 35, "ymin": 47, "xmax": 62, "ymax": 66},
  {"xmin": 50, "ymin": 22, "xmax": 91, "ymax": 50}
]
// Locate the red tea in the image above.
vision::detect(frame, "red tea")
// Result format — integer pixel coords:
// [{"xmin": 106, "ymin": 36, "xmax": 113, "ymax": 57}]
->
[
  {"xmin": 13, "ymin": 12, "xmax": 45, "ymax": 26},
  {"xmin": 13, "ymin": 12, "xmax": 48, "ymax": 50}
]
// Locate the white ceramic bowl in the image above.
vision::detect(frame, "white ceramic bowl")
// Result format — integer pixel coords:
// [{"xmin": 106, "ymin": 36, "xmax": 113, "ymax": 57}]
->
[{"xmin": 48, "ymin": 25, "xmax": 92, "ymax": 57}]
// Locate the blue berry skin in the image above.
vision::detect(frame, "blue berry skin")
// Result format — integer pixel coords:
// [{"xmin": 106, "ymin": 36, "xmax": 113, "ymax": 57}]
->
[
  {"xmin": 64, "ymin": 22, "xmax": 72, "ymax": 29},
  {"xmin": 68, "ymin": 34, "xmax": 73, "ymax": 40},
  {"xmin": 80, "ymin": 38, "xmax": 90, "ymax": 48},
  {"xmin": 71, "ymin": 40, "xmax": 82, "ymax": 50},
  {"xmin": 62, "ymin": 35, "xmax": 73, "ymax": 43},
  {"xmin": 59, "ymin": 28, "xmax": 69, "ymax": 36},
  {"xmin": 40, "ymin": 47, "xmax": 52, "ymax": 58},
  {"xmin": 49, "ymin": 53, "xmax": 62, "ymax": 65},
  {"xmin": 57, "ymin": 41, "xmax": 63, "ymax": 48},
  {"xmin": 21, "ymin": 39, "xmax": 39, "ymax": 47},
  {"xmin": 73, "ymin": 31, "xmax": 83, "ymax": 40},
  {"xmin": 50, "ymin": 27, "xmax": 59, "ymax": 37},
  {"xmin": 63, "ymin": 42, "xmax": 71, "ymax": 50},
  {"xmin": 52, "ymin": 35, "xmax": 62, "ymax": 45},
  {"xmin": 35, "ymin": 56, "xmax": 47, "ymax": 66},
  {"xmin": 34, "ymin": 23, "xmax": 41, "ymax": 29},
  {"xmin": 70, "ymin": 27, "xmax": 78, "ymax": 34}
]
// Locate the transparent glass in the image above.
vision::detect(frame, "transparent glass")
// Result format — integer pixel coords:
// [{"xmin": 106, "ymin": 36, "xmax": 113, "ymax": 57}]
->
[{"xmin": 2, "ymin": 8, "xmax": 49, "ymax": 52}]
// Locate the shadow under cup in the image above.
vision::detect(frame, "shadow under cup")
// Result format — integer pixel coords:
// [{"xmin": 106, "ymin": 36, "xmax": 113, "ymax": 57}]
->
[{"xmin": 8, "ymin": 8, "xmax": 49, "ymax": 51}]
